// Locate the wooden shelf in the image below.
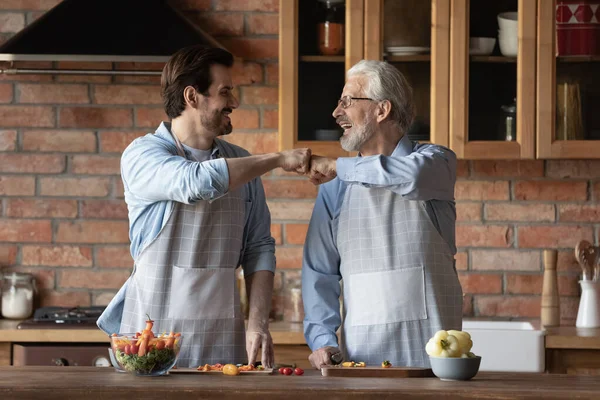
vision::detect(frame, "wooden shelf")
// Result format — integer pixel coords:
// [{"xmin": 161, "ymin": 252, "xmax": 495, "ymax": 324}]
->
[
  {"xmin": 299, "ymin": 55, "xmax": 344, "ymax": 63},
  {"xmin": 386, "ymin": 55, "xmax": 431, "ymax": 62},
  {"xmin": 470, "ymin": 55, "xmax": 516, "ymax": 63},
  {"xmin": 557, "ymin": 55, "xmax": 600, "ymax": 63}
]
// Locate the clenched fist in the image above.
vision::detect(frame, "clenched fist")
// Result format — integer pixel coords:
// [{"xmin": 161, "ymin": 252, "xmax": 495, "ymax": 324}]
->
[
  {"xmin": 309, "ymin": 155, "xmax": 337, "ymax": 185},
  {"xmin": 308, "ymin": 346, "xmax": 341, "ymax": 369},
  {"xmin": 278, "ymin": 148, "xmax": 311, "ymax": 174}
]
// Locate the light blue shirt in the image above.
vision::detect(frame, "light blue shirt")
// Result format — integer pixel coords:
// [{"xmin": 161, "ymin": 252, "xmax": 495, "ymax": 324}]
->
[
  {"xmin": 97, "ymin": 122, "xmax": 276, "ymax": 335},
  {"xmin": 302, "ymin": 134, "xmax": 457, "ymax": 351}
]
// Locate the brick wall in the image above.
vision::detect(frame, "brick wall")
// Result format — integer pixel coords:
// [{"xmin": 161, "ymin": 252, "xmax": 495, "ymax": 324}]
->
[{"xmin": 0, "ymin": 1, "xmax": 592, "ymax": 325}]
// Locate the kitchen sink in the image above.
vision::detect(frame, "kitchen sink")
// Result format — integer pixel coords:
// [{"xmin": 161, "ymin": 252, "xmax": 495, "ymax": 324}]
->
[{"xmin": 462, "ymin": 320, "xmax": 546, "ymax": 373}]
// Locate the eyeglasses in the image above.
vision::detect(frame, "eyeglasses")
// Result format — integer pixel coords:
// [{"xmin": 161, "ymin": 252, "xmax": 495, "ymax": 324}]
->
[{"xmin": 337, "ymin": 95, "xmax": 375, "ymax": 109}]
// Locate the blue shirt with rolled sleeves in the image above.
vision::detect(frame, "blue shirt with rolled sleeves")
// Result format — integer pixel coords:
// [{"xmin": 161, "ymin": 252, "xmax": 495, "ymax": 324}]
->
[
  {"xmin": 97, "ymin": 122, "xmax": 276, "ymax": 335},
  {"xmin": 302, "ymin": 134, "xmax": 458, "ymax": 351}
]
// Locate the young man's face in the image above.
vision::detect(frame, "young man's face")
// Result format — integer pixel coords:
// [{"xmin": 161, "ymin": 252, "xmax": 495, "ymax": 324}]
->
[{"xmin": 198, "ymin": 64, "xmax": 239, "ymax": 136}]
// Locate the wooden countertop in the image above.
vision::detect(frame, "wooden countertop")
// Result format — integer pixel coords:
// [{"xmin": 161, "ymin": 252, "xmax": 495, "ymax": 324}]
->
[
  {"xmin": 0, "ymin": 319, "xmax": 307, "ymax": 345},
  {"xmin": 1, "ymin": 367, "xmax": 599, "ymax": 399}
]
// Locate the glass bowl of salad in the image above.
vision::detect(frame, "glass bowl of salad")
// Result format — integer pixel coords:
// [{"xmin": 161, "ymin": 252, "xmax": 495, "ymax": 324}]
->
[{"xmin": 110, "ymin": 332, "xmax": 182, "ymax": 376}]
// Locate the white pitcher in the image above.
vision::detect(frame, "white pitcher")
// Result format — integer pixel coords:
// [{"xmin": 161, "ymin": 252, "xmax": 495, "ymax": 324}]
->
[{"xmin": 576, "ymin": 280, "xmax": 600, "ymax": 328}]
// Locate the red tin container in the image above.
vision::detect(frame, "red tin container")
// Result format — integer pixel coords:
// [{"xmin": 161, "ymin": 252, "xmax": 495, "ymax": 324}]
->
[{"xmin": 556, "ymin": 0, "xmax": 600, "ymax": 56}]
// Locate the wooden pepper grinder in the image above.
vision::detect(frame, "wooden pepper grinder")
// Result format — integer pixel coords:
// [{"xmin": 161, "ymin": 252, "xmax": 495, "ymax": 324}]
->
[{"xmin": 541, "ymin": 249, "xmax": 560, "ymax": 327}]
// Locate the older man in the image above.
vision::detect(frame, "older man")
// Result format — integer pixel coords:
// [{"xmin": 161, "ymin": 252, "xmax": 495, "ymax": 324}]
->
[{"xmin": 303, "ymin": 60, "xmax": 463, "ymax": 369}]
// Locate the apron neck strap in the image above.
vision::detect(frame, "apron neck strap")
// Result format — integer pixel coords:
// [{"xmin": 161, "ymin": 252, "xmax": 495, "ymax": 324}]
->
[{"xmin": 169, "ymin": 129, "xmax": 187, "ymax": 158}]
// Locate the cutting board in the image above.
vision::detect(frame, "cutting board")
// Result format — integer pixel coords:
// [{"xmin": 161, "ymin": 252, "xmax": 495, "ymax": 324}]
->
[
  {"xmin": 169, "ymin": 367, "xmax": 274, "ymax": 375},
  {"xmin": 321, "ymin": 366, "xmax": 434, "ymax": 377}
]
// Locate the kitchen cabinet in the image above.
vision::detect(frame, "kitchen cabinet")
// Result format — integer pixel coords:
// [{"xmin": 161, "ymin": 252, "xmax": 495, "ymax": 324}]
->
[
  {"xmin": 278, "ymin": 0, "xmax": 450, "ymax": 156},
  {"xmin": 537, "ymin": 0, "xmax": 600, "ymax": 159},
  {"xmin": 362, "ymin": 0, "xmax": 451, "ymax": 147},
  {"xmin": 279, "ymin": 0, "xmax": 360, "ymax": 158},
  {"xmin": 280, "ymin": 0, "xmax": 600, "ymax": 160},
  {"xmin": 449, "ymin": 0, "xmax": 536, "ymax": 159}
]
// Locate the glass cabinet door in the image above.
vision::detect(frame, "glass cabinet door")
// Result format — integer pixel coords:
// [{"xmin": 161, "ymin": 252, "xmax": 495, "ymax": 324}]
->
[
  {"xmin": 537, "ymin": 0, "xmax": 600, "ymax": 158},
  {"xmin": 279, "ymin": 0, "xmax": 363, "ymax": 157},
  {"xmin": 364, "ymin": 0, "xmax": 451, "ymax": 146},
  {"xmin": 449, "ymin": 0, "xmax": 536, "ymax": 159}
]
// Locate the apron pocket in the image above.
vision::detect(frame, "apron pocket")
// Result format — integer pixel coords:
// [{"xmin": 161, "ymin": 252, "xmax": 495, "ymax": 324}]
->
[
  {"xmin": 168, "ymin": 266, "xmax": 235, "ymax": 320},
  {"xmin": 346, "ymin": 266, "xmax": 427, "ymax": 326}
]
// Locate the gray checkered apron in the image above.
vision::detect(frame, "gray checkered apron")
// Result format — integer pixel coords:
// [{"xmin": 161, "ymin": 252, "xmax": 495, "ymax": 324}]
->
[
  {"xmin": 336, "ymin": 184, "xmax": 462, "ymax": 368},
  {"xmin": 119, "ymin": 133, "xmax": 247, "ymax": 368}
]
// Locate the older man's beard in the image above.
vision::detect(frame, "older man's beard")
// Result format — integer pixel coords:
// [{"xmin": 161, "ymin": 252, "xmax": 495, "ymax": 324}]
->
[
  {"xmin": 340, "ymin": 115, "xmax": 376, "ymax": 152},
  {"xmin": 201, "ymin": 108, "xmax": 233, "ymax": 136}
]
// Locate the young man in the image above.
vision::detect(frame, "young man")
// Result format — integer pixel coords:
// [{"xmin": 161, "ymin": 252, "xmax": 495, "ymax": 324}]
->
[
  {"xmin": 98, "ymin": 45, "xmax": 310, "ymax": 368},
  {"xmin": 303, "ymin": 60, "xmax": 462, "ymax": 369}
]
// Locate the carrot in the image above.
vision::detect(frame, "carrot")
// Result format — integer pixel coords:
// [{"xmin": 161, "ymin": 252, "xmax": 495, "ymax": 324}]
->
[
  {"xmin": 165, "ymin": 332, "xmax": 175, "ymax": 349},
  {"xmin": 142, "ymin": 329, "xmax": 155, "ymax": 339},
  {"xmin": 138, "ymin": 335, "xmax": 149, "ymax": 357}
]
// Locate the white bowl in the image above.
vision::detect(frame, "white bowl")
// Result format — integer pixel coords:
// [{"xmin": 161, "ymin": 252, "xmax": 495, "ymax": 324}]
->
[
  {"xmin": 497, "ymin": 11, "xmax": 518, "ymax": 32},
  {"xmin": 469, "ymin": 37, "xmax": 496, "ymax": 55}
]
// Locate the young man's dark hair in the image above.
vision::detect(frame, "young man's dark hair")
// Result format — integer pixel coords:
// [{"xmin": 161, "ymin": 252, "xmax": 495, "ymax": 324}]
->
[{"xmin": 161, "ymin": 45, "xmax": 234, "ymax": 119}]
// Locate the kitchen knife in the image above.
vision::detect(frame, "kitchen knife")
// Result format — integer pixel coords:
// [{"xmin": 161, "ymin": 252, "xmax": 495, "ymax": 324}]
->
[{"xmin": 330, "ymin": 351, "xmax": 344, "ymax": 365}]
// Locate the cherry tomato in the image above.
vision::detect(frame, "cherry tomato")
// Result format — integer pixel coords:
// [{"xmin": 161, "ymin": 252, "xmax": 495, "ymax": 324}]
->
[
  {"xmin": 124, "ymin": 344, "xmax": 131, "ymax": 355},
  {"xmin": 294, "ymin": 368, "xmax": 304, "ymax": 376},
  {"xmin": 278, "ymin": 367, "xmax": 285, "ymax": 375},
  {"xmin": 130, "ymin": 344, "xmax": 139, "ymax": 354},
  {"xmin": 283, "ymin": 367, "xmax": 293, "ymax": 376}
]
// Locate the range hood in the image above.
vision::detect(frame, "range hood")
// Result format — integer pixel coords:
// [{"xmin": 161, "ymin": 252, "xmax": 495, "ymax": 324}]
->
[{"xmin": 0, "ymin": 0, "xmax": 225, "ymax": 64}]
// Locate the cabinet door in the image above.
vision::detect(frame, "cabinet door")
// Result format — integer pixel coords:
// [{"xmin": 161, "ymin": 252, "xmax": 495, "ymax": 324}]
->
[
  {"xmin": 279, "ymin": 0, "xmax": 364, "ymax": 158},
  {"xmin": 537, "ymin": 0, "xmax": 600, "ymax": 159},
  {"xmin": 449, "ymin": 0, "xmax": 536, "ymax": 159},
  {"xmin": 363, "ymin": 0, "xmax": 450, "ymax": 147}
]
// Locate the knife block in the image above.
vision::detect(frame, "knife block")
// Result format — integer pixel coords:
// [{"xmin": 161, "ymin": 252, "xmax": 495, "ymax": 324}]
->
[{"xmin": 541, "ymin": 249, "xmax": 560, "ymax": 327}]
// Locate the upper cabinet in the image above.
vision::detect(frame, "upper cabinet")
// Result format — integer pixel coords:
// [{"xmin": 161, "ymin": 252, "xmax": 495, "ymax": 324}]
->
[
  {"xmin": 449, "ymin": 0, "xmax": 536, "ymax": 159},
  {"xmin": 279, "ymin": 0, "xmax": 363, "ymax": 158},
  {"xmin": 278, "ymin": 0, "xmax": 450, "ymax": 157},
  {"xmin": 363, "ymin": 0, "xmax": 451, "ymax": 147},
  {"xmin": 278, "ymin": 0, "xmax": 600, "ymax": 159},
  {"xmin": 537, "ymin": 0, "xmax": 600, "ymax": 158}
]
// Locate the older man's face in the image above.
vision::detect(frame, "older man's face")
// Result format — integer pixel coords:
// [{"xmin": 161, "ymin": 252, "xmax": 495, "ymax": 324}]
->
[{"xmin": 332, "ymin": 75, "xmax": 377, "ymax": 152}]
